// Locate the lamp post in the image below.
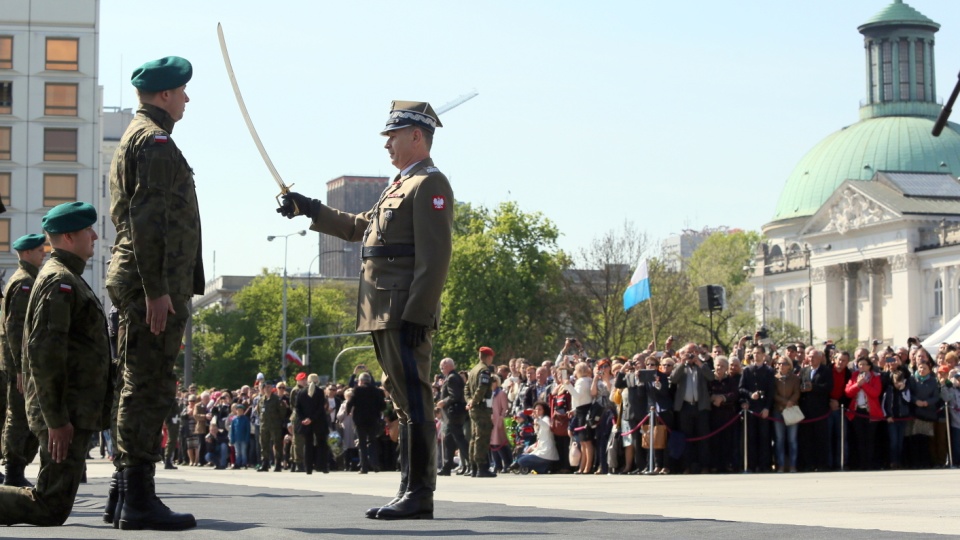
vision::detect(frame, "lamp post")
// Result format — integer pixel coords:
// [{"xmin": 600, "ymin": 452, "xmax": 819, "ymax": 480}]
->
[
  {"xmin": 267, "ymin": 230, "xmax": 306, "ymax": 380},
  {"xmin": 305, "ymin": 246, "xmax": 352, "ymax": 365}
]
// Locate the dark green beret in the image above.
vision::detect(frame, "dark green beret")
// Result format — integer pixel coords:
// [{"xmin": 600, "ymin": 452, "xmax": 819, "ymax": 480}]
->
[
  {"xmin": 42, "ymin": 202, "xmax": 97, "ymax": 234},
  {"xmin": 12, "ymin": 233, "xmax": 46, "ymax": 251},
  {"xmin": 131, "ymin": 56, "xmax": 193, "ymax": 92}
]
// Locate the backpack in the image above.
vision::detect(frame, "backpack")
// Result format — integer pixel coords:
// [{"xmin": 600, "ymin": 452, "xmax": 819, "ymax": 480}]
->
[{"xmin": 549, "ymin": 391, "xmax": 571, "ymax": 436}]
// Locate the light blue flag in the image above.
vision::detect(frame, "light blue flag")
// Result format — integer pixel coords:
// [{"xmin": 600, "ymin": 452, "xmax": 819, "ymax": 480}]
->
[{"xmin": 623, "ymin": 259, "xmax": 651, "ymax": 311}]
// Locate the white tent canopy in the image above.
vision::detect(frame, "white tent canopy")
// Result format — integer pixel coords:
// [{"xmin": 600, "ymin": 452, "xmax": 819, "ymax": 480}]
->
[{"xmin": 921, "ymin": 311, "xmax": 960, "ymax": 354}]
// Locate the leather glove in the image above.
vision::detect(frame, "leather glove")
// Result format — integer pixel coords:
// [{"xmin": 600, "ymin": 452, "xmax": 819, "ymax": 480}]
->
[
  {"xmin": 401, "ymin": 320, "xmax": 428, "ymax": 348},
  {"xmin": 276, "ymin": 192, "xmax": 316, "ymax": 219}
]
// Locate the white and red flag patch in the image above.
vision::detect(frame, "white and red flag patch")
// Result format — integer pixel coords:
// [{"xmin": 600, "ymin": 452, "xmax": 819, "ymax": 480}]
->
[
  {"xmin": 154, "ymin": 134, "xmax": 168, "ymax": 144},
  {"xmin": 21, "ymin": 285, "xmax": 30, "ymax": 291},
  {"xmin": 432, "ymin": 195, "xmax": 446, "ymax": 210},
  {"xmin": 59, "ymin": 283, "xmax": 72, "ymax": 293}
]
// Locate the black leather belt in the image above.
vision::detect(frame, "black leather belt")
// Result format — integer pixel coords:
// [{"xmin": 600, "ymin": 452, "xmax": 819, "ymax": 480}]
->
[{"xmin": 361, "ymin": 245, "xmax": 415, "ymax": 259}]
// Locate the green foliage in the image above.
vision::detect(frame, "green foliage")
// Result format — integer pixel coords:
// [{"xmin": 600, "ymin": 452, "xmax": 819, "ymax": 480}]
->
[
  {"xmin": 435, "ymin": 201, "xmax": 569, "ymax": 366},
  {"xmin": 765, "ymin": 319, "xmax": 810, "ymax": 350}
]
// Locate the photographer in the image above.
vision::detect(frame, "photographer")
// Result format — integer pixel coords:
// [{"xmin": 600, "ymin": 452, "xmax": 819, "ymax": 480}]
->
[
  {"xmin": 348, "ymin": 363, "xmax": 371, "ymax": 389},
  {"xmin": 557, "ymin": 361, "xmax": 597, "ymax": 474},
  {"xmin": 670, "ymin": 343, "xmax": 715, "ymax": 474}
]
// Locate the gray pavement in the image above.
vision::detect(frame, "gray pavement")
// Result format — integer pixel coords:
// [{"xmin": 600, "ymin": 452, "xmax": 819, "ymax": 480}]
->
[{"xmin": 4, "ymin": 459, "xmax": 958, "ymax": 539}]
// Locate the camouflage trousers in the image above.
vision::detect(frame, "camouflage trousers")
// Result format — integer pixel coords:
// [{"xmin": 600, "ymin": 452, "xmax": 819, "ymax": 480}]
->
[
  {"xmin": 3, "ymin": 373, "xmax": 39, "ymax": 466},
  {"xmin": 292, "ymin": 430, "xmax": 305, "ymax": 469},
  {"xmin": 468, "ymin": 408, "xmax": 492, "ymax": 467},
  {"xmin": 0, "ymin": 370, "xmax": 6, "ymax": 459},
  {"xmin": 259, "ymin": 425, "xmax": 282, "ymax": 467},
  {"xmin": 164, "ymin": 418, "xmax": 180, "ymax": 461},
  {"xmin": 0, "ymin": 428, "xmax": 92, "ymax": 526},
  {"xmin": 110, "ymin": 288, "xmax": 190, "ymax": 468}
]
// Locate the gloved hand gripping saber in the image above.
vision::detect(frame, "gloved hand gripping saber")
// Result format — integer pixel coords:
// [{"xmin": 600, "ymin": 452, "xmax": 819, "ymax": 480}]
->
[{"xmin": 218, "ymin": 23, "xmax": 299, "ymax": 215}]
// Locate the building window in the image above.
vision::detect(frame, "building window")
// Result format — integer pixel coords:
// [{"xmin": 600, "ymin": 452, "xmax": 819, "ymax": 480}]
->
[
  {"xmin": 43, "ymin": 128, "xmax": 77, "ymax": 161},
  {"xmin": 0, "ymin": 81, "xmax": 10, "ymax": 114},
  {"xmin": 870, "ymin": 42, "xmax": 879, "ymax": 103},
  {"xmin": 0, "ymin": 172, "xmax": 9, "ymax": 207},
  {"xmin": 934, "ymin": 277, "xmax": 944, "ymax": 317},
  {"xmin": 44, "ymin": 83, "xmax": 77, "ymax": 116},
  {"xmin": 882, "ymin": 41, "xmax": 893, "ymax": 102},
  {"xmin": 798, "ymin": 297, "xmax": 805, "ymax": 330},
  {"xmin": 915, "ymin": 41, "xmax": 925, "ymax": 101},
  {"xmin": 899, "ymin": 39, "xmax": 910, "ymax": 99},
  {"xmin": 45, "ymin": 38, "xmax": 78, "ymax": 71},
  {"xmin": 0, "ymin": 219, "xmax": 8, "ymax": 251},
  {"xmin": 0, "ymin": 126, "xmax": 10, "ymax": 160},
  {"xmin": 0, "ymin": 36, "xmax": 11, "ymax": 70},
  {"xmin": 43, "ymin": 174, "xmax": 76, "ymax": 206}
]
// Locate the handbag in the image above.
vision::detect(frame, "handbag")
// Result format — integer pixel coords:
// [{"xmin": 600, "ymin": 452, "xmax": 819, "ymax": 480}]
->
[
  {"xmin": 568, "ymin": 441, "xmax": 581, "ymax": 468},
  {"xmin": 641, "ymin": 424, "xmax": 668, "ymax": 450},
  {"xmin": 782, "ymin": 405, "xmax": 805, "ymax": 426}
]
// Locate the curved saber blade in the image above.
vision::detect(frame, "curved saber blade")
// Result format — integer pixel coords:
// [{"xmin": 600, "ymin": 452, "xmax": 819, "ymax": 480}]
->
[{"xmin": 217, "ymin": 23, "xmax": 294, "ymax": 203}]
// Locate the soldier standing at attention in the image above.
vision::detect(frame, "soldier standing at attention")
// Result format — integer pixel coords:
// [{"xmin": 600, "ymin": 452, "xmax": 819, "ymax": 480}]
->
[
  {"xmin": 1, "ymin": 234, "xmax": 46, "ymax": 487},
  {"xmin": 105, "ymin": 56, "xmax": 203, "ymax": 531},
  {"xmin": 0, "ymin": 202, "xmax": 112, "ymax": 526},
  {"xmin": 257, "ymin": 380, "xmax": 284, "ymax": 472},
  {"xmin": 467, "ymin": 347, "xmax": 497, "ymax": 478},
  {"xmin": 289, "ymin": 372, "xmax": 308, "ymax": 473},
  {"xmin": 278, "ymin": 101, "xmax": 453, "ymax": 520}
]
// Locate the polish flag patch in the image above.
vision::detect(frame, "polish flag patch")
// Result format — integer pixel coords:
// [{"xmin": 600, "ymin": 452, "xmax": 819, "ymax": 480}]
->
[
  {"xmin": 432, "ymin": 195, "xmax": 446, "ymax": 210},
  {"xmin": 59, "ymin": 283, "xmax": 72, "ymax": 293},
  {"xmin": 154, "ymin": 134, "xmax": 168, "ymax": 144},
  {"xmin": 21, "ymin": 285, "xmax": 30, "ymax": 291}
]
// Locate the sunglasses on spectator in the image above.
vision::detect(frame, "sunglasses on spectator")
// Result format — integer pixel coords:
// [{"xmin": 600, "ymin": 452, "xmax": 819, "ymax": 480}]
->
[{"xmin": 776, "ymin": 362, "xmax": 788, "ymax": 366}]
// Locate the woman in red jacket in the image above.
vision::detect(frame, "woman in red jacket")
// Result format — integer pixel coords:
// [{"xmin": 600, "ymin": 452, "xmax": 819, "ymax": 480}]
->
[{"xmin": 845, "ymin": 357, "xmax": 882, "ymax": 470}]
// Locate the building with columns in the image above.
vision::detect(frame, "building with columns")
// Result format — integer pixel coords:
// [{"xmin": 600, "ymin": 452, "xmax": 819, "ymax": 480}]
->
[{"xmin": 754, "ymin": 0, "xmax": 960, "ymax": 346}]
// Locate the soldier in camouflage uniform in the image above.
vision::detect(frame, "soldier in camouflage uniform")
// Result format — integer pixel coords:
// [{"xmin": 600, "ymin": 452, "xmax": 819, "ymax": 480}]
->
[
  {"xmin": 257, "ymin": 380, "xmax": 284, "ymax": 472},
  {"xmin": 279, "ymin": 101, "xmax": 453, "ymax": 521},
  {"xmin": 1, "ymin": 234, "xmax": 46, "ymax": 488},
  {"xmin": 467, "ymin": 347, "xmax": 496, "ymax": 478},
  {"xmin": 289, "ymin": 373, "xmax": 307, "ymax": 472},
  {"xmin": 163, "ymin": 399, "xmax": 180, "ymax": 469},
  {"xmin": 0, "ymin": 202, "xmax": 112, "ymax": 526},
  {"xmin": 105, "ymin": 56, "xmax": 202, "ymax": 531}
]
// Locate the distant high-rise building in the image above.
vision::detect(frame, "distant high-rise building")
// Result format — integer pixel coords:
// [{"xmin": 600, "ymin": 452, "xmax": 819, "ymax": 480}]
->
[
  {"xmin": 0, "ymin": 1, "xmax": 101, "ymax": 296},
  {"xmin": 661, "ymin": 227, "xmax": 730, "ymax": 271},
  {"xmin": 319, "ymin": 175, "xmax": 388, "ymax": 277}
]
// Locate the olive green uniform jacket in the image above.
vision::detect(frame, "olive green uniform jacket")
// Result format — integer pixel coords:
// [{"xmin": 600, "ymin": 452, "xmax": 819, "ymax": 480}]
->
[{"xmin": 1, "ymin": 260, "xmax": 38, "ymax": 374}]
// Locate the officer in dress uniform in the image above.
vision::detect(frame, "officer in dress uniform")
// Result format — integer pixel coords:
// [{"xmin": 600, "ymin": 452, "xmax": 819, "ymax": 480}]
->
[
  {"xmin": 278, "ymin": 100, "xmax": 453, "ymax": 520},
  {"xmin": 104, "ymin": 55, "xmax": 203, "ymax": 531},
  {"xmin": 1, "ymin": 234, "xmax": 46, "ymax": 487},
  {"xmin": 0, "ymin": 203, "xmax": 112, "ymax": 526},
  {"xmin": 467, "ymin": 347, "xmax": 497, "ymax": 478}
]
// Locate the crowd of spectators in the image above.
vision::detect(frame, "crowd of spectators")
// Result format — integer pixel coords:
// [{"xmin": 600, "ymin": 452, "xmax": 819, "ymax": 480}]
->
[{"xmin": 142, "ymin": 334, "xmax": 959, "ymax": 479}]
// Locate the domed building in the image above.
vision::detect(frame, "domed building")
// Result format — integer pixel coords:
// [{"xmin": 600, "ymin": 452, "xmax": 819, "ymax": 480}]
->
[{"xmin": 754, "ymin": 0, "xmax": 960, "ymax": 346}]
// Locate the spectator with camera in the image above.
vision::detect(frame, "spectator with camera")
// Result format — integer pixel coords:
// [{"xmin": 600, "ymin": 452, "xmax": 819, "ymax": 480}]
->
[
  {"xmin": 204, "ymin": 424, "xmax": 229, "ymax": 469},
  {"xmin": 558, "ymin": 361, "xmax": 597, "ymax": 474},
  {"xmin": 740, "ymin": 344, "xmax": 775, "ymax": 473},
  {"xmin": 670, "ymin": 343, "xmax": 715, "ymax": 475},
  {"xmin": 514, "ymin": 401, "xmax": 559, "ymax": 474},
  {"xmin": 845, "ymin": 356, "xmax": 882, "ymax": 470}
]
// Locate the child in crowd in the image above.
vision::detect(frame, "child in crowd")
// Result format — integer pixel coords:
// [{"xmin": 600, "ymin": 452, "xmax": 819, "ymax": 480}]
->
[{"xmin": 230, "ymin": 404, "xmax": 251, "ymax": 469}]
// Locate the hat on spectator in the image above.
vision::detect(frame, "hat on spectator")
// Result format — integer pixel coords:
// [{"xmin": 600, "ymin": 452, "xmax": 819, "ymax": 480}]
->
[
  {"xmin": 295, "ymin": 372, "xmax": 307, "ymax": 382},
  {"xmin": 12, "ymin": 234, "xmax": 45, "ymax": 251},
  {"xmin": 478, "ymin": 346, "xmax": 495, "ymax": 357},
  {"xmin": 131, "ymin": 56, "xmax": 192, "ymax": 92},
  {"xmin": 42, "ymin": 202, "xmax": 97, "ymax": 234},
  {"xmin": 256, "ymin": 372, "xmax": 265, "ymax": 381}
]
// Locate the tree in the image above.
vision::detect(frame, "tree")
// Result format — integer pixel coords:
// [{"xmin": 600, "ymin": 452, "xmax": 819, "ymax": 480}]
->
[{"xmin": 435, "ymin": 202, "xmax": 568, "ymax": 364}]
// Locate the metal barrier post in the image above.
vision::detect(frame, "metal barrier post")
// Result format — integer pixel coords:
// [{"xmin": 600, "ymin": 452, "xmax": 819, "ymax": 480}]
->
[
  {"xmin": 742, "ymin": 408, "xmax": 749, "ymax": 473},
  {"xmin": 647, "ymin": 407, "xmax": 655, "ymax": 474},
  {"xmin": 840, "ymin": 405, "xmax": 845, "ymax": 472},
  {"xmin": 945, "ymin": 415, "xmax": 954, "ymax": 468}
]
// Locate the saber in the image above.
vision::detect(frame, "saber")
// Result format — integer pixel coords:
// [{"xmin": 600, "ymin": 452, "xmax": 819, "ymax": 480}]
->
[{"xmin": 217, "ymin": 23, "xmax": 298, "ymax": 213}]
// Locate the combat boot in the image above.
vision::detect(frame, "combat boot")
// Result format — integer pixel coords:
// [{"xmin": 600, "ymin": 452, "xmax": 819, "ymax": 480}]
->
[
  {"xmin": 375, "ymin": 422, "xmax": 435, "ymax": 520},
  {"xmin": 102, "ymin": 470, "xmax": 120, "ymax": 524},
  {"xmin": 164, "ymin": 455, "xmax": 177, "ymax": 470},
  {"xmin": 119, "ymin": 463, "xmax": 196, "ymax": 531},
  {"xmin": 112, "ymin": 469, "xmax": 125, "ymax": 529},
  {"xmin": 366, "ymin": 421, "xmax": 408, "ymax": 519},
  {"xmin": 3, "ymin": 463, "xmax": 33, "ymax": 488}
]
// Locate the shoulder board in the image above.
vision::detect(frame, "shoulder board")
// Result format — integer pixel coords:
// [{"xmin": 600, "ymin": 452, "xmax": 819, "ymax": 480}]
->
[{"xmin": 424, "ymin": 166, "xmax": 440, "ymax": 174}]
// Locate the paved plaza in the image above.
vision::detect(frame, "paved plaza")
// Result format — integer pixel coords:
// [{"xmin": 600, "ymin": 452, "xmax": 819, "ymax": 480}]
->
[{"xmin": 4, "ymin": 459, "xmax": 958, "ymax": 539}]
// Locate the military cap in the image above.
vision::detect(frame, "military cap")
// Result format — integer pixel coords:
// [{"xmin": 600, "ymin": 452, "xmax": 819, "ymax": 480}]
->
[
  {"xmin": 42, "ymin": 202, "xmax": 97, "ymax": 234},
  {"xmin": 295, "ymin": 372, "xmax": 307, "ymax": 381},
  {"xmin": 479, "ymin": 346, "xmax": 495, "ymax": 357},
  {"xmin": 12, "ymin": 233, "xmax": 46, "ymax": 251},
  {"xmin": 131, "ymin": 56, "xmax": 193, "ymax": 92},
  {"xmin": 381, "ymin": 100, "xmax": 442, "ymax": 135}
]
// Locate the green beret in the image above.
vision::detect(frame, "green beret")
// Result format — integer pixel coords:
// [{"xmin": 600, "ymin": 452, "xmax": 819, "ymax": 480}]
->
[
  {"xmin": 131, "ymin": 56, "xmax": 193, "ymax": 92},
  {"xmin": 42, "ymin": 202, "xmax": 97, "ymax": 234},
  {"xmin": 12, "ymin": 233, "xmax": 46, "ymax": 251}
]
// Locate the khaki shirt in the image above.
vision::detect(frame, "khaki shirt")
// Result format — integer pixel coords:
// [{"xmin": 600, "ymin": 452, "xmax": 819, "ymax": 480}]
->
[
  {"xmin": 0, "ymin": 260, "xmax": 39, "ymax": 373},
  {"xmin": 311, "ymin": 158, "xmax": 454, "ymax": 331},
  {"xmin": 23, "ymin": 249, "xmax": 112, "ymax": 432},
  {"xmin": 106, "ymin": 103, "xmax": 204, "ymax": 299}
]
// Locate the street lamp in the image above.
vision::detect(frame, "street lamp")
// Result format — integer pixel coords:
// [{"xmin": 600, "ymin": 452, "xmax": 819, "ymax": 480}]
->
[
  {"xmin": 267, "ymin": 230, "xmax": 306, "ymax": 380},
  {"xmin": 305, "ymin": 246, "xmax": 352, "ymax": 364}
]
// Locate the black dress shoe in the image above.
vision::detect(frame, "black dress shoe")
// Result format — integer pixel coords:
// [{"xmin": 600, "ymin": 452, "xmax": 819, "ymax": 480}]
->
[{"xmin": 475, "ymin": 468, "xmax": 497, "ymax": 478}]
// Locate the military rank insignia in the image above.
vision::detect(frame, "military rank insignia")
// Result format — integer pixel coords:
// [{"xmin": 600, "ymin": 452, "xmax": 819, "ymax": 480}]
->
[{"xmin": 432, "ymin": 196, "xmax": 446, "ymax": 210}]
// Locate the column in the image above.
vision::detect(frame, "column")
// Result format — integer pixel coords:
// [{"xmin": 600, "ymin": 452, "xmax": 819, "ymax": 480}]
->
[
  {"xmin": 865, "ymin": 259, "xmax": 885, "ymax": 342},
  {"xmin": 888, "ymin": 254, "xmax": 920, "ymax": 344},
  {"xmin": 841, "ymin": 262, "xmax": 860, "ymax": 344}
]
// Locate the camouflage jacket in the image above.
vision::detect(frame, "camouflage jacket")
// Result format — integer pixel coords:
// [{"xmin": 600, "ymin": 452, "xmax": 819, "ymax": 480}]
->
[
  {"xmin": 467, "ymin": 361, "xmax": 493, "ymax": 408},
  {"xmin": 23, "ymin": 249, "xmax": 112, "ymax": 432},
  {"xmin": 0, "ymin": 260, "xmax": 39, "ymax": 373},
  {"xmin": 310, "ymin": 158, "xmax": 453, "ymax": 332},
  {"xmin": 258, "ymin": 392, "xmax": 283, "ymax": 427},
  {"xmin": 106, "ymin": 103, "xmax": 204, "ymax": 299}
]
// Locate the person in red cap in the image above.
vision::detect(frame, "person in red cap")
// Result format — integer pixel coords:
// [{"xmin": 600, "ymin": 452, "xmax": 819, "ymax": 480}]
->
[
  {"xmin": 289, "ymin": 373, "xmax": 309, "ymax": 473},
  {"xmin": 466, "ymin": 347, "xmax": 497, "ymax": 477}
]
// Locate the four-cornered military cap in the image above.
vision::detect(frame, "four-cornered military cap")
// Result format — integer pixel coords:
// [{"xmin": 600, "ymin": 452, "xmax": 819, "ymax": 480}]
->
[
  {"xmin": 12, "ymin": 233, "xmax": 46, "ymax": 251},
  {"xmin": 42, "ymin": 202, "xmax": 97, "ymax": 234},
  {"xmin": 131, "ymin": 56, "xmax": 193, "ymax": 92},
  {"xmin": 479, "ymin": 346, "xmax": 495, "ymax": 357},
  {"xmin": 380, "ymin": 100, "xmax": 442, "ymax": 135}
]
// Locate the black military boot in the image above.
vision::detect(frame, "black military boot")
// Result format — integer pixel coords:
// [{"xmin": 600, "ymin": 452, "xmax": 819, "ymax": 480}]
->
[
  {"xmin": 164, "ymin": 455, "xmax": 177, "ymax": 470},
  {"xmin": 119, "ymin": 463, "xmax": 196, "ymax": 531},
  {"xmin": 3, "ymin": 462, "xmax": 32, "ymax": 488},
  {"xmin": 375, "ymin": 422, "xmax": 435, "ymax": 520},
  {"xmin": 102, "ymin": 470, "xmax": 120, "ymax": 524},
  {"xmin": 366, "ymin": 421, "xmax": 408, "ymax": 519},
  {"xmin": 112, "ymin": 469, "xmax": 125, "ymax": 529}
]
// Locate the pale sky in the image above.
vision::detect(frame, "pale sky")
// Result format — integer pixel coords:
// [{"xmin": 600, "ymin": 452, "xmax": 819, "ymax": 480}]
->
[{"xmin": 98, "ymin": 0, "xmax": 960, "ymax": 278}]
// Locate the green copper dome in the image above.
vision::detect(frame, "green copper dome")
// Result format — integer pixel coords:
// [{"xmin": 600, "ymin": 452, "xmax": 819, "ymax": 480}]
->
[
  {"xmin": 772, "ymin": 117, "xmax": 960, "ymax": 221},
  {"xmin": 859, "ymin": 0, "xmax": 939, "ymax": 32}
]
